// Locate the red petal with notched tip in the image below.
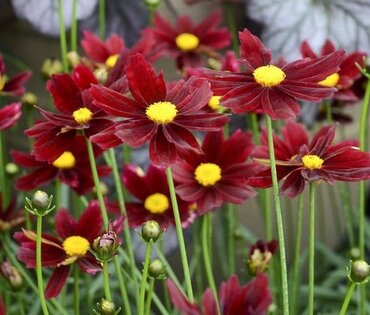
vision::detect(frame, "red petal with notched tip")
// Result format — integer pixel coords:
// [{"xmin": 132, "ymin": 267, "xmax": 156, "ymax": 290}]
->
[{"xmin": 45, "ymin": 265, "xmax": 70, "ymax": 299}]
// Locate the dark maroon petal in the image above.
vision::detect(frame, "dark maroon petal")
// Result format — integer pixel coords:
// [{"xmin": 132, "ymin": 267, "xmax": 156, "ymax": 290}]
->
[
  {"xmin": 72, "ymin": 65, "xmax": 98, "ymax": 90},
  {"xmin": 175, "ymin": 112, "xmax": 229, "ymax": 131},
  {"xmin": 243, "ymin": 274, "xmax": 273, "ymax": 314},
  {"xmin": 262, "ymin": 88, "xmax": 300, "ymax": 120},
  {"xmin": 175, "ymin": 183, "xmax": 205, "ymax": 202},
  {"xmin": 77, "ymin": 201, "xmax": 102, "ymax": 242},
  {"xmin": 81, "ymin": 31, "xmax": 111, "ymax": 62},
  {"xmin": 115, "ymin": 119, "xmax": 157, "ymax": 147},
  {"xmin": 45, "ymin": 266, "xmax": 70, "ymax": 299},
  {"xmin": 163, "ymin": 125, "xmax": 202, "ymax": 153},
  {"xmin": 201, "ymin": 289, "xmax": 217, "ymax": 315},
  {"xmin": 0, "ymin": 102, "xmax": 21, "ymax": 130},
  {"xmin": 281, "ymin": 121, "xmax": 309, "ymax": 155},
  {"xmin": 167, "ymin": 280, "xmax": 202, "ymax": 315},
  {"xmin": 300, "ymin": 41, "xmax": 317, "ymax": 59},
  {"xmin": 219, "ymin": 130, "xmax": 254, "ymax": 165},
  {"xmin": 202, "ymin": 30, "xmax": 231, "ymax": 49},
  {"xmin": 280, "ymin": 169, "xmax": 306, "ymax": 198},
  {"xmin": 321, "ymin": 40, "xmax": 336, "ymax": 55},
  {"xmin": 78, "ymin": 255, "xmax": 102, "ymax": 274},
  {"xmin": 216, "ymin": 183, "xmax": 256, "ymax": 204},
  {"xmin": 309, "ymin": 125, "xmax": 336, "ymax": 156},
  {"xmin": 202, "ymin": 131, "xmax": 224, "ymax": 162},
  {"xmin": 11, "ymin": 150, "xmax": 44, "ymax": 167},
  {"xmin": 90, "ymin": 124, "xmax": 122, "ymax": 150},
  {"xmin": 55, "ymin": 208, "xmax": 77, "ymax": 238},
  {"xmin": 3, "ymin": 71, "xmax": 31, "ymax": 96},
  {"xmin": 172, "ymin": 163, "xmax": 197, "ymax": 184},
  {"xmin": 149, "ymin": 127, "xmax": 177, "ymax": 166},
  {"xmin": 193, "ymin": 10, "xmax": 221, "ymax": 36},
  {"xmin": 197, "ymin": 188, "xmax": 223, "ymax": 214},
  {"xmin": 105, "ymin": 34, "xmax": 125, "ymax": 55},
  {"xmin": 339, "ymin": 52, "xmax": 366, "ymax": 83},
  {"xmin": 122, "ymin": 164, "xmax": 151, "ymax": 200},
  {"xmin": 15, "ymin": 167, "xmax": 57, "ymax": 191}
]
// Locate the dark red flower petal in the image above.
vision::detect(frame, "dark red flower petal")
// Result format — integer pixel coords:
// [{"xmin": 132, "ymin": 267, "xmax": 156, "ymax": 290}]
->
[
  {"xmin": 78, "ymin": 256, "xmax": 102, "ymax": 274},
  {"xmin": 55, "ymin": 208, "xmax": 77, "ymax": 239},
  {"xmin": 0, "ymin": 103, "xmax": 21, "ymax": 131},
  {"xmin": 149, "ymin": 127, "xmax": 177, "ymax": 166},
  {"xmin": 45, "ymin": 265, "xmax": 70, "ymax": 299},
  {"xmin": 76, "ymin": 201, "xmax": 102, "ymax": 242},
  {"xmin": 166, "ymin": 280, "xmax": 202, "ymax": 315}
]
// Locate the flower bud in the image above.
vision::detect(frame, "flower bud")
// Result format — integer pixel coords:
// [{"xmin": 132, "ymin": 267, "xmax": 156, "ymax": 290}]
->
[
  {"xmin": 92, "ymin": 231, "xmax": 120, "ymax": 262},
  {"xmin": 148, "ymin": 259, "xmax": 166, "ymax": 279},
  {"xmin": 247, "ymin": 240, "xmax": 278, "ymax": 276},
  {"xmin": 5, "ymin": 163, "xmax": 18, "ymax": 175},
  {"xmin": 141, "ymin": 220, "xmax": 162, "ymax": 243},
  {"xmin": 0, "ymin": 260, "xmax": 23, "ymax": 290},
  {"xmin": 349, "ymin": 260, "xmax": 370, "ymax": 284},
  {"xmin": 145, "ymin": 0, "xmax": 161, "ymax": 9},
  {"xmin": 25, "ymin": 190, "xmax": 55, "ymax": 216},
  {"xmin": 21, "ymin": 92, "xmax": 38, "ymax": 106},
  {"xmin": 41, "ymin": 58, "xmax": 63, "ymax": 78},
  {"xmin": 95, "ymin": 298, "xmax": 119, "ymax": 315},
  {"xmin": 67, "ymin": 51, "xmax": 81, "ymax": 67}
]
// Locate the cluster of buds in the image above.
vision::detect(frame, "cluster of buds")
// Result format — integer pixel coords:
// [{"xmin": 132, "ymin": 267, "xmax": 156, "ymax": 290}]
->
[
  {"xmin": 92, "ymin": 231, "xmax": 120, "ymax": 262},
  {"xmin": 247, "ymin": 240, "xmax": 278, "ymax": 276},
  {"xmin": 25, "ymin": 190, "xmax": 55, "ymax": 216},
  {"xmin": 0, "ymin": 260, "xmax": 22, "ymax": 290}
]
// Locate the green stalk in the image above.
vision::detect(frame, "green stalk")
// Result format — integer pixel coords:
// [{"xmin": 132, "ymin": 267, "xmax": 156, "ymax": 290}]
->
[
  {"xmin": 308, "ymin": 182, "xmax": 316, "ymax": 315},
  {"xmin": 338, "ymin": 183, "xmax": 355, "ymax": 248},
  {"xmin": 0, "ymin": 132, "xmax": 8, "ymax": 209},
  {"xmin": 36, "ymin": 216, "xmax": 49, "ymax": 315},
  {"xmin": 165, "ymin": 166, "xmax": 194, "ymax": 301},
  {"xmin": 98, "ymin": 0, "xmax": 106, "ymax": 40},
  {"xmin": 144, "ymin": 278, "xmax": 155, "ymax": 315},
  {"xmin": 223, "ymin": 2, "xmax": 239, "ymax": 54},
  {"xmin": 58, "ymin": 0, "xmax": 68, "ymax": 72},
  {"xmin": 324, "ymin": 101, "xmax": 333, "ymax": 123},
  {"xmin": 265, "ymin": 116, "xmax": 289, "ymax": 315},
  {"xmin": 74, "ymin": 265, "xmax": 80, "ymax": 315},
  {"xmin": 339, "ymin": 282, "xmax": 356, "ymax": 315},
  {"xmin": 139, "ymin": 241, "xmax": 153, "ymax": 315},
  {"xmin": 113, "ymin": 257, "xmax": 132, "ymax": 315},
  {"xmin": 17, "ymin": 294, "xmax": 25, "ymax": 315},
  {"xmin": 70, "ymin": 0, "xmax": 78, "ymax": 52},
  {"xmin": 226, "ymin": 203, "xmax": 235, "ymax": 275},
  {"xmin": 103, "ymin": 262, "xmax": 112, "ymax": 301}
]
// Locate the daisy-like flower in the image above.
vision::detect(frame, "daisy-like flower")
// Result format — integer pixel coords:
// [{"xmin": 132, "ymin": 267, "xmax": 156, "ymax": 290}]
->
[
  {"xmin": 199, "ymin": 28, "xmax": 345, "ymax": 120},
  {"xmin": 149, "ymin": 10, "xmax": 231, "ymax": 70},
  {"xmin": 11, "ymin": 136, "xmax": 110, "ymax": 195},
  {"xmin": 0, "ymin": 103, "xmax": 21, "ymax": 131},
  {"xmin": 90, "ymin": 53, "xmax": 228, "ymax": 166},
  {"xmin": 250, "ymin": 121, "xmax": 370, "ymax": 197},
  {"xmin": 0, "ymin": 55, "xmax": 31, "ymax": 97},
  {"xmin": 247, "ymin": 240, "xmax": 278, "ymax": 276},
  {"xmin": 120, "ymin": 164, "xmax": 194, "ymax": 228},
  {"xmin": 167, "ymin": 274, "xmax": 272, "ymax": 315},
  {"xmin": 14, "ymin": 201, "xmax": 103, "ymax": 299},
  {"xmin": 172, "ymin": 130, "xmax": 260, "ymax": 214},
  {"xmin": 301, "ymin": 40, "xmax": 366, "ymax": 101}
]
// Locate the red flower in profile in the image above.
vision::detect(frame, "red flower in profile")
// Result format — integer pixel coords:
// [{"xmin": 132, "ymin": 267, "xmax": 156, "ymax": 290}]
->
[
  {"xmin": 12, "ymin": 136, "xmax": 110, "ymax": 195},
  {"xmin": 120, "ymin": 164, "xmax": 195, "ymax": 228},
  {"xmin": 167, "ymin": 274, "xmax": 272, "ymax": 315},
  {"xmin": 172, "ymin": 130, "xmax": 260, "ymax": 214},
  {"xmin": 247, "ymin": 240, "xmax": 278, "ymax": 276},
  {"xmin": 14, "ymin": 202, "xmax": 103, "ymax": 299},
  {"xmin": 199, "ymin": 29, "xmax": 345, "ymax": 120},
  {"xmin": 250, "ymin": 121, "xmax": 370, "ymax": 197},
  {"xmin": 0, "ymin": 55, "xmax": 31, "ymax": 97},
  {"xmin": 0, "ymin": 103, "xmax": 21, "ymax": 130},
  {"xmin": 90, "ymin": 53, "xmax": 228, "ymax": 166},
  {"xmin": 149, "ymin": 10, "xmax": 231, "ymax": 69}
]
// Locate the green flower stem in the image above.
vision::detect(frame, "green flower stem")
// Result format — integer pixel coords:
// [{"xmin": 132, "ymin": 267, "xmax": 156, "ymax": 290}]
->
[
  {"xmin": 202, "ymin": 214, "xmax": 221, "ymax": 315},
  {"xmin": 113, "ymin": 257, "xmax": 132, "ymax": 315},
  {"xmin": 226, "ymin": 203, "xmax": 235, "ymax": 275},
  {"xmin": 0, "ymin": 132, "xmax": 8, "ymax": 209},
  {"xmin": 103, "ymin": 262, "xmax": 112, "ymax": 301},
  {"xmin": 266, "ymin": 115, "xmax": 289, "ymax": 315},
  {"xmin": 290, "ymin": 194, "xmax": 304, "ymax": 314},
  {"xmin": 85, "ymin": 137, "xmax": 109, "ymax": 230},
  {"xmin": 58, "ymin": 0, "xmax": 68, "ymax": 72},
  {"xmin": 339, "ymin": 282, "xmax": 356, "ymax": 315},
  {"xmin": 74, "ymin": 265, "xmax": 80, "ymax": 315},
  {"xmin": 144, "ymin": 278, "xmax": 155, "ymax": 315},
  {"xmin": 17, "ymin": 294, "xmax": 25, "ymax": 315},
  {"xmin": 223, "ymin": 2, "xmax": 239, "ymax": 54},
  {"xmin": 36, "ymin": 216, "xmax": 49, "ymax": 315},
  {"xmin": 325, "ymin": 101, "xmax": 333, "ymax": 123},
  {"xmin": 166, "ymin": 166, "xmax": 194, "ymax": 301},
  {"xmin": 139, "ymin": 240, "xmax": 153, "ymax": 315},
  {"xmin": 308, "ymin": 182, "xmax": 316, "ymax": 315},
  {"xmin": 338, "ymin": 183, "xmax": 355, "ymax": 248},
  {"xmin": 70, "ymin": 0, "xmax": 78, "ymax": 52},
  {"xmin": 98, "ymin": 0, "xmax": 106, "ymax": 40}
]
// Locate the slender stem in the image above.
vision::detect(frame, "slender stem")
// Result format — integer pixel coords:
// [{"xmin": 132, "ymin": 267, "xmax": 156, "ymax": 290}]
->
[
  {"xmin": 103, "ymin": 262, "xmax": 112, "ymax": 301},
  {"xmin": 36, "ymin": 216, "xmax": 49, "ymax": 315},
  {"xmin": 0, "ymin": 132, "xmax": 8, "ymax": 209},
  {"xmin": 70, "ymin": 0, "xmax": 78, "ymax": 52},
  {"xmin": 85, "ymin": 138, "xmax": 109, "ymax": 230},
  {"xmin": 324, "ymin": 101, "xmax": 333, "ymax": 123},
  {"xmin": 139, "ymin": 241, "xmax": 153, "ymax": 315},
  {"xmin": 265, "ymin": 116, "xmax": 289, "ymax": 315},
  {"xmin": 144, "ymin": 278, "xmax": 155, "ymax": 315},
  {"xmin": 202, "ymin": 214, "xmax": 221, "ymax": 315},
  {"xmin": 58, "ymin": 0, "xmax": 68, "ymax": 72},
  {"xmin": 113, "ymin": 257, "xmax": 132, "ymax": 315},
  {"xmin": 339, "ymin": 282, "xmax": 356, "ymax": 315},
  {"xmin": 338, "ymin": 183, "xmax": 355, "ymax": 248},
  {"xmin": 98, "ymin": 0, "xmax": 106, "ymax": 40},
  {"xmin": 308, "ymin": 182, "xmax": 316, "ymax": 315},
  {"xmin": 17, "ymin": 294, "xmax": 25, "ymax": 315},
  {"xmin": 226, "ymin": 203, "xmax": 235, "ymax": 275},
  {"xmin": 74, "ymin": 265, "xmax": 80, "ymax": 315},
  {"xmin": 223, "ymin": 2, "xmax": 239, "ymax": 54},
  {"xmin": 165, "ymin": 166, "xmax": 194, "ymax": 301}
]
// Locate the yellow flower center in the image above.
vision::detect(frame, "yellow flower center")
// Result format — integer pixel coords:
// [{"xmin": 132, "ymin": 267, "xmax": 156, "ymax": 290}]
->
[
  {"xmin": 301, "ymin": 154, "xmax": 324, "ymax": 170},
  {"xmin": 105, "ymin": 54, "xmax": 120, "ymax": 68},
  {"xmin": 73, "ymin": 107, "xmax": 93, "ymax": 124},
  {"xmin": 253, "ymin": 65, "xmax": 286, "ymax": 87},
  {"xmin": 208, "ymin": 96, "xmax": 222, "ymax": 111},
  {"xmin": 0, "ymin": 75, "xmax": 6, "ymax": 91},
  {"xmin": 62, "ymin": 236, "xmax": 90, "ymax": 257},
  {"xmin": 52, "ymin": 151, "xmax": 76, "ymax": 169},
  {"xmin": 194, "ymin": 163, "xmax": 222, "ymax": 187},
  {"xmin": 146, "ymin": 101, "xmax": 178, "ymax": 124},
  {"xmin": 144, "ymin": 193, "xmax": 169, "ymax": 214},
  {"xmin": 318, "ymin": 73, "xmax": 340, "ymax": 87},
  {"xmin": 175, "ymin": 33, "xmax": 200, "ymax": 51}
]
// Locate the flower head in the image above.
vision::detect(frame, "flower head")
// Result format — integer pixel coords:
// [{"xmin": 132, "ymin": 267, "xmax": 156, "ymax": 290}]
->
[{"xmin": 247, "ymin": 240, "xmax": 278, "ymax": 276}]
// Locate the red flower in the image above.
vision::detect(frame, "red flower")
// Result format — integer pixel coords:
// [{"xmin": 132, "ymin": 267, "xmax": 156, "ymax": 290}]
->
[
  {"xmin": 0, "ymin": 295, "xmax": 5, "ymax": 315},
  {"xmin": 301, "ymin": 40, "xmax": 366, "ymax": 101},
  {"xmin": 0, "ymin": 55, "xmax": 31, "ymax": 97},
  {"xmin": 199, "ymin": 29, "xmax": 345, "ymax": 120},
  {"xmin": 12, "ymin": 136, "xmax": 110, "ymax": 195},
  {"xmin": 247, "ymin": 240, "xmax": 278, "ymax": 276},
  {"xmin": 167, "ymin": 274, "xmax": 272, "ymax": 315},
  {"xmin": 250, "ymin": 121, "xmax": 370, "ymax": 197},
  {"xmin": 0, "ymin": 103, "xmax": 21, "ymax": 131},
  {"xmin": 172, "ymin": 130, "xmax": 260, "ymax": 214},
  {"xmin": 14, "ymin": 201, "xmax": 103, "ymax": 299},
  {"xmin": 120, "ymin": 164, "xmax": 195, "ymax": 228},
  {"xmin": 90, "ymin": 53, "xmax": 228, "ymax": 166},
  {"xmin": 149, "ymin": 10, "xmax": 231, "ymax": 69}
]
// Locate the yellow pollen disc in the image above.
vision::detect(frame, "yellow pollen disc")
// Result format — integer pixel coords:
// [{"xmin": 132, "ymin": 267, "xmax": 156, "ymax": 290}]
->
[
  {"xmin": 73, "ymin": 107, "xmax": 93, "ymax": 124},
  {"xmin": 301, "ymin": 154, "xmax": 324, "ymax": 170},
  {"xmin": 62, "ymin": 236, "xmax": 90, "ymax": 256},
  {"xmin": 52, "ymin": 151, "xmax": 76, "ymax": 169},
  {"xmin": 175, "ymin": 33, "xmax": 200, "ymax": 52},
  {"xmin": 146, "ymin": 101, "xmax": 178, "ymax": 124},
  {"xmin": 253, "ymin": 65, "xmax": 286, "ymax": 87},
  {"xmin": 0, "ymin": 75, "xmax": 6, "ymax": 91},
  {"xmin": 105, "ymin": 54, "xmax": 119, "ymax": 68},
  {"xmin": 194, "ymin": 163, "xmax": 222, "ymax": 187},
  {"xmin": 318, "ymin": 73, "xmax": 340, "ymax": 87},
  {"xmin": 144, "ymin": 193, "xmax": 169, "ymax": 214},
  {"xmin": 208, "ymin": 96, "xmax": 222, "ymax": 111}
]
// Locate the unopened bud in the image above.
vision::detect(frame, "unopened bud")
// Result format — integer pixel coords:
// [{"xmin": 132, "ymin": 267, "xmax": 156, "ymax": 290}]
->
[
  {"xmin": 349, "ymin": 260, "xmax": 370, "ymax": 284},
  {"xmin": 41, "ymin": 58, "xmax": 63, "ymax": 78},
  {"xmin": 141, "ymin": 220, "xmax": 162, "ymax": 243},
  {"xmin": 5, "ymin": 163, "xmax": 18, "ymax": 175},
  {"xmin": 67, "ymin": 51, "xmax": 81, "ymax": 67},
  {"xmin": 95, "ymin": 298, "xmax": 120, "ymax": 315},
  {"xmin": 25, "ymin": 190, "xmax": 55, "ymax": 216},
  {"xmin": 21, "ymin": 92, "xmax": 38, "ymax": 106},
  {"xmin": 92, "ymin": 231, "xmax": 120, "ymax": 262},
  {"xmin": 148, "ymin": 259, "xmax": 166, "ymax": 279},
  {"xmin": 0, "ymin": 260, "xmax": 23, "ymax": 290}
]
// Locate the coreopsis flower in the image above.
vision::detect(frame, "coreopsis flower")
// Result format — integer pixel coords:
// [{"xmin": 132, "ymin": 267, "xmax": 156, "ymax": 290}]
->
[
  {"xmin": 14, "ymin": 201, "xmax": 103, "ymax": 299},
  {"xmin": 90, "ymin": 53, "xmax": 228, "ymax": 166},
  {"xmin": 0, "ymin": 194, "xmax": 24, "ymax": 232},
  {"xmin": 120, "ymin": 164, "xmax": 195, "ymax": 228},
  {"xmin": 12, "ymin": 136, "xmax": 110, "ymax": 195},
  {"xmin": 250, "ymin": 121, "xmax": 370, "ymax": 197},
  {"xmin": 247, "ymin": 240, "xmax": 278, "ymax": 276},
  {"xmin": 0, "ymin": 55, "xmax": 31, "ymax": 97},
  {"xmin": 0, "ymin": 103, "xmax": 21, "ymax": 130},
  {"xmin": 149, "ymin": 10, "xmax": 231, "ymax": 70},
  {"xmin": 199, "ymin": 28, "xmax": 345, "ymax": 120},
  {"xmin": 172, "ymin": 130, "xmax": 260, "ymax": 214},
  {"xmin": 167, "ymin": 274, "xmax": 272, "ymax": 315}
]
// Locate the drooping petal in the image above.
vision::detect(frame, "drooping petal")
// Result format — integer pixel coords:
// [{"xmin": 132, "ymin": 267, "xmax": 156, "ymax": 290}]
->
[
  {"xmin": 166, "ymin": 280, "xmax": 202, "ymax": 315},
  {"xmin": 45, "ymin": 265, "xmax": 70, "ymax": 299}
]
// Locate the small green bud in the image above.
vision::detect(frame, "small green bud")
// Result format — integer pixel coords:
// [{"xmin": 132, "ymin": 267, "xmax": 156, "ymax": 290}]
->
[
  {"xmin": 349, "ymin": 260, "xmax": 370, "ymax": 284},
  {"xmin": 21, "ymin": 92, "xmax": 38, "ymax": 106},
  {"xmin": 145, "ymin": 0, "xmax": 161, "ymax": 9},
  {"xmin": 25, "ymin": 190, "xmax": 55, "ymax": 216},
  {"xmin": 67, "ymin": 51, "xmax": 81, "ymax": 67},
  {"xmin": 41, "ymin": 58, "xmax": 63, "ymax": 78},
  {"xmin": 141, "ymin": 220, "xmax": 162, "ymax": 243},
  {"xmin": 92, "ymin": 231, "xmax": 120, "ymax": 262},
  {"xmin": 94, "ymin": 298, "xmax": 121, "ymax": 315},
  {"xmin": 148, "ymin": 259, "xmax": 166, "ymax": 279},
  {"xmin": 5, "ymin": 162, "xmax": 18, "ymax": 175}
]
